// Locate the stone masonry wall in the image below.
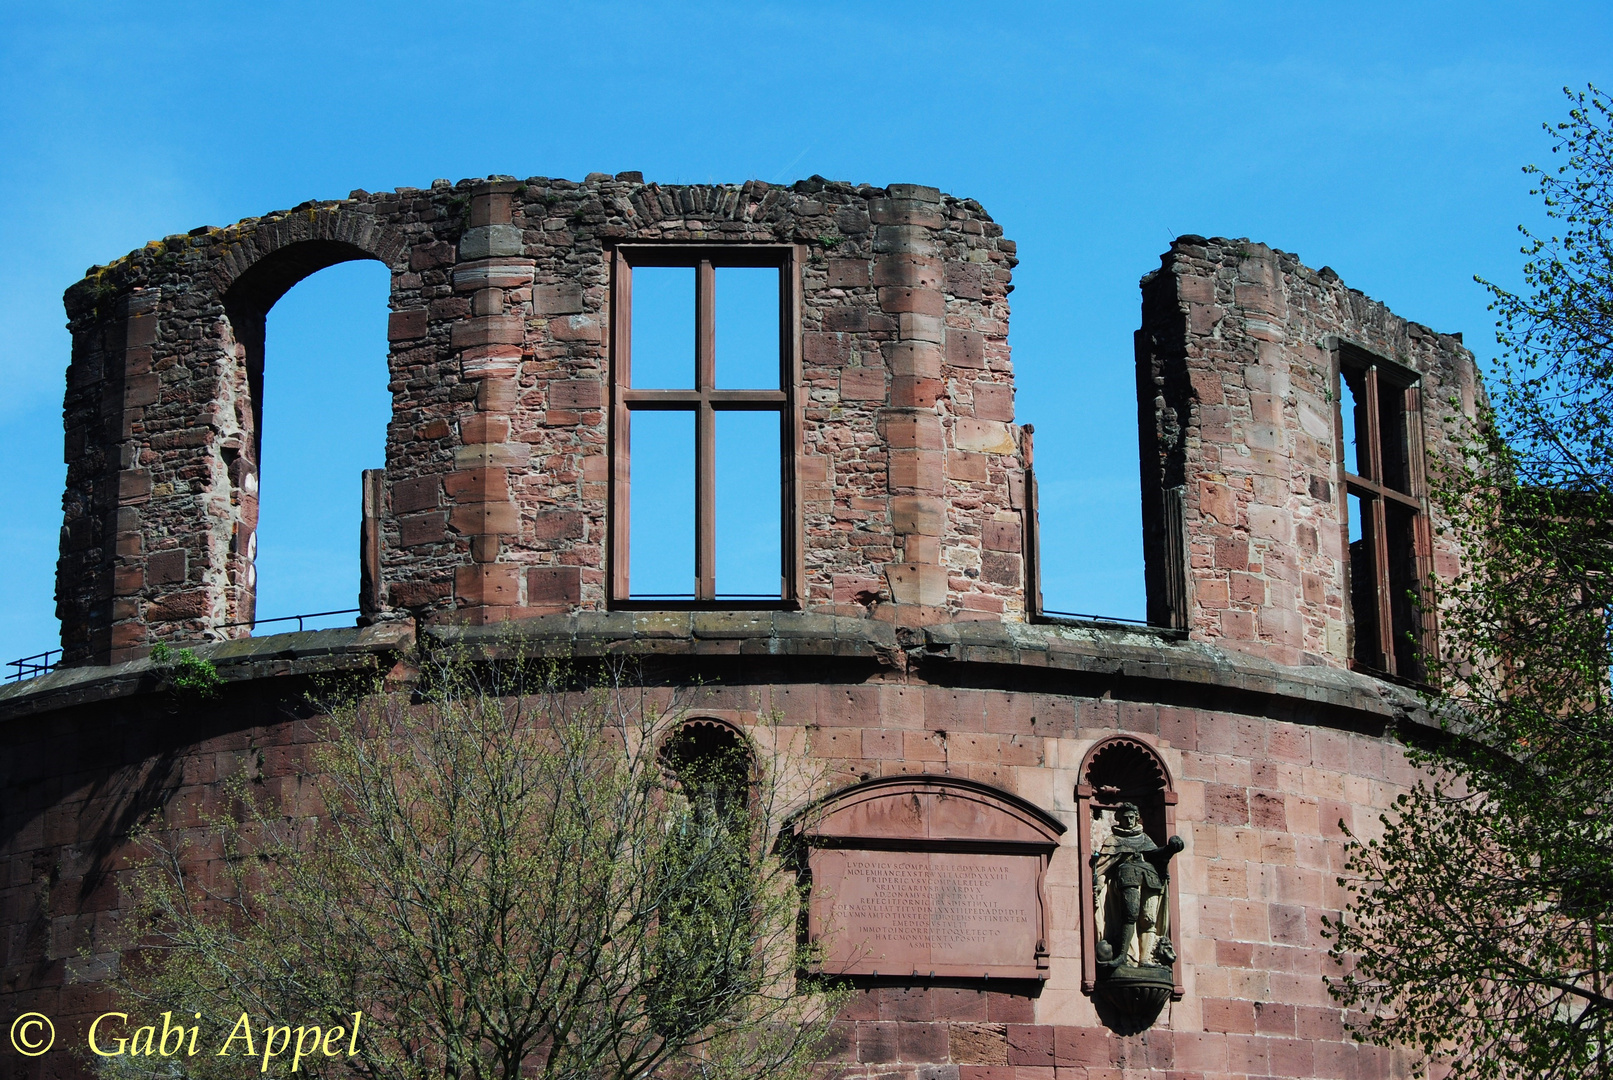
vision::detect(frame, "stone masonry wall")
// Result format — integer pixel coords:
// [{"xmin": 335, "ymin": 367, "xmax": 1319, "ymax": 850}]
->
[
  {"xmin": 0, "ymin": 621, "xmax": 1432, "ymax": 1080},
  {"xmin": 58, "ymin": 176, "xmax": 1025, "ymax": 666},
  {"xmin": 1136, "ymin": 237, "xmax": 1484, "ymax": 668}
]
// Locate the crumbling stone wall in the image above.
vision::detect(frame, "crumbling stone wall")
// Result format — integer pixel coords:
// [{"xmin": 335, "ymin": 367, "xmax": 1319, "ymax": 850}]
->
[
  {"xmin": 58, "ymin": 176, "xmax": 1024, "ymax": 666},
  {"xmin": 1136, "ymin": 237, "xmax": 1483, "ymax": 668}
]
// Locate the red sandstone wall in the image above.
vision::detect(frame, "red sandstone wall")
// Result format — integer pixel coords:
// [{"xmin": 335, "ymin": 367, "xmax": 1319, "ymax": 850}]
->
[
  {"xmin": 1136, "ymin": 237, "xmax": 1484, "ymax": 669},
  {"xmin": 58, "ymin": 177, "xmax": 1025, "ymax": 666},
  {"xmin": 0, "ymin": 631, "xmax": 1428, "ymax": 1080}
]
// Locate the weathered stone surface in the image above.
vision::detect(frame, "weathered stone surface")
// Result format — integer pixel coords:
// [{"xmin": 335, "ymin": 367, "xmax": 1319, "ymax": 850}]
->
[
  {"xmin": 458, "ymin": 224, "xmax": 523, "ymax": 259},
  {"xmin": 57, "ymin": 176, "xmax": 1023, "ymax": 662},
  {"xmin": 1137, "ymin": 237, "xmax": 1483, "ymax": 670},
  {"xmin": 32, "ymin": 176, "xmax": 1480, "ymax": 1080}
]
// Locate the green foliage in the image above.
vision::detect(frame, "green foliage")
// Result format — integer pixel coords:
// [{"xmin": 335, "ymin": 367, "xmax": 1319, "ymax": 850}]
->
[
  {"xmin": 1325, "ymin": 86, "xmax": 1613, "ymax": 1080},
  {"xmin": 106, "ymin": 652, "xmax": 842, "ymax": 1080},
  {"xmin": 149, "ymin": 641, "xmax": 224, "ymax": 699}
]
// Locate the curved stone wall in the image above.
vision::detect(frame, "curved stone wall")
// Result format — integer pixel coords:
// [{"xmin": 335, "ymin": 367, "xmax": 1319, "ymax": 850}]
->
[
  {"xmin": 58, "ymin": 176, "xmax": 1022, "ymax": 666},
  {"xmin": 0, "ymin": 619, "xmax": 1427, "ymax": 1080},
  {"xmin": 19, "ymin": 175, "xmax": 1488, "ymax": 1080}
]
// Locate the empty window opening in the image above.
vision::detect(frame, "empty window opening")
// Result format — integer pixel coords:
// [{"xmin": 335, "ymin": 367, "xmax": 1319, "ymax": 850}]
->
[
  {"xmin": 716, "ymin": 411, "xmax": 782, "ymax": 598},
  {"xmin": 715, "ymin": 266, "xmax": 780, "ymax": 389},
  {"xmin": 629, "ymin": 410, "xmax": 696, "ymax": 597},
  {"xmin": 254, "ymin": 260, "xmax": 391, "ymax": 631},
  {"xmin": 611, "ymin": 247, "xmax": 797, "ymax": 604},
  {"xmin": 1337, "ymin": 350, "xmax": 1434, "ymax": 680},
  {"xmin": 629, "ymin": 266, "xmax": 695, "ymax": 389}
]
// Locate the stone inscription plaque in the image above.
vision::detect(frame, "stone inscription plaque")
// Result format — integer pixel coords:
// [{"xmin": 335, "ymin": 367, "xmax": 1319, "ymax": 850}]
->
[{"xmin": 809, "ymin": 848, "xmax": 1044, "ymax": 978}]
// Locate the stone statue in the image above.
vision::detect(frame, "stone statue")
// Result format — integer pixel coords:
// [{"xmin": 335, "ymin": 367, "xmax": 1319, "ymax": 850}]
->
[{"xmin": 1090, "ymin": 802, "xmax": 1184, "ymax": 973}]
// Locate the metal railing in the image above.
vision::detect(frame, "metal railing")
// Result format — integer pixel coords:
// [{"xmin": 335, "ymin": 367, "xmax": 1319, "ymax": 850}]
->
[
  {"xmin": 1037, "ymin": 608, "xmax": 1153, "ymax": 626},
  {"xmin": 6, "ymin": 649, "xmax": 60, "ymax": 683},
  {"xmin": 217, "ymin": 608, "xmax": 362, "ymax": 633}
]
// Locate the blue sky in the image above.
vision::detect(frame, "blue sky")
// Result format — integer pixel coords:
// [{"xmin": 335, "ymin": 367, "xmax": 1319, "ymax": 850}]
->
[{"xmin": 2, "ymin": 2, "xmax": 1610, "ymax": 668}]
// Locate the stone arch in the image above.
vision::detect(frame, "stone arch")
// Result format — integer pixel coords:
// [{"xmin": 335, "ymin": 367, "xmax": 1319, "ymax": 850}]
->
[
  {"xmin": 214, "ymin": 235, "xmax": 401, "ymax": 628},
  {"xmin": 658, "ymin": 717, "xmax": 754, "ymax": 813},
  {"xmin": 196, "ymin": 206, "xmax": 409, "ymax": 633}
]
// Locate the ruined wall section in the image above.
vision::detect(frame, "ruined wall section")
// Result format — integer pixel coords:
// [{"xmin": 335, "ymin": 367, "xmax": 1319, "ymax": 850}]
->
[
  {"xmin": 59, "ymin": 177, "xmax": 1023, "ymax": 665},
  {"xmin": 60, "ymin": 201, "xmax": 433, "ymax": 665},
  {"xmin": 1136, "ymin": 237, "xmax": 1482, "ymax": 668}
]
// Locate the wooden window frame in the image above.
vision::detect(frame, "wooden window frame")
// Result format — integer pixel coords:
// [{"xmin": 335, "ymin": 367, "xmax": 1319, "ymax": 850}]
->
[
  {"xmin": 607, "ymin": 244, "xmax": 804, "ymax": 608},
  {"xmin": 1333, "ymin": 341, "xmax": 1437, "ymax": 681}
]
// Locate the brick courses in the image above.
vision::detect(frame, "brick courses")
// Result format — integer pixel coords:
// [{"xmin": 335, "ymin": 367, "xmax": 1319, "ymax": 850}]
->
[{"xmin": 1, "ymin": 619, "xmax": 1429, "ymax": 1080}]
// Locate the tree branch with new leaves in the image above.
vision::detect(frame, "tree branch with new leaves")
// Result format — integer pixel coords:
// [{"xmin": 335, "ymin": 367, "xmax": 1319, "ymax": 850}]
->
[{"xmin": 102, "ymin": 650, "xmax": 843, "ymax": 1080}]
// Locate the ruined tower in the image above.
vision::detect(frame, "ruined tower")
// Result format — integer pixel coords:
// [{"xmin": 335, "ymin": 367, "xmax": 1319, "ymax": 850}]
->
[{"xmin": 2, "ymin": 175, "xmax": 1481, "ymax": 1080}]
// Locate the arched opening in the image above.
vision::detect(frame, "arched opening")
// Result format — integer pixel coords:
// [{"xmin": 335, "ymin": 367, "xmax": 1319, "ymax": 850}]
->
[
  {"xmin": 658, "ymin": 718, "xmax": 753, "ymax": 816},
  {"xmin": 222, "ymin": 243, "xmax": 391, "ymax": 633},
  {"xmin": 648, "ymin": 719, "xmax": 760, "ymax": 1036}
]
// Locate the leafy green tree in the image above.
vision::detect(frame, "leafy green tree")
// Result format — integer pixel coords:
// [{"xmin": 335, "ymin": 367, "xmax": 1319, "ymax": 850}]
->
[
  {"xmin": 1325, "ymin": 86, "xmax": 1613, "ymax": 1080},
  {"xmin": 104, "ymin": 652, "xmax": 840, "ymax": 1080}
]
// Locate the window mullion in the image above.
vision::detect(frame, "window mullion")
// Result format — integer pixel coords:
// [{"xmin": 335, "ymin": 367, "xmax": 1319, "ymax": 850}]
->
[
  {"xmin": 695, "ymin": 259, "xmax": 716, "ymax": 601},
  {"xmin": 1369, "ymin": 493, "xmax": 1395, "ymax": 674},
  {"xmin": 610, "ymin": 249, "xmax": 633, "ymax": 600},
  {"xmin": 1362, "ymin": 365, "xmax": 1384, "ymax": 485}
]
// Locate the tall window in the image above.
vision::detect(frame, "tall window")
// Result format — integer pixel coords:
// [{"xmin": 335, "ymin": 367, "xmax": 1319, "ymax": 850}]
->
[
  {"xmin": 609, "ymin": 247, "xmax": 798, "ymax": 604},
  {"xmin": 1336, "ymin": 345, "xmax": 1435, "ymax": 680},
  {"xmin": 255, "ymin": 259, "xmax": 391, "ymax": 630}
]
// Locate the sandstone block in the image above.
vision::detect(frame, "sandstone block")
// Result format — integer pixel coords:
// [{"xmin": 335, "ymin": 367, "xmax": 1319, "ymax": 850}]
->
[
  {"xmin": 450, "ymin": 316, "xmax": 523, "ymax": 350},
  {"xmin": 409, "ymin": 241, "xmax": 456, "ymax": 270},
  {"xmin": 459, "ymin": 414, "xmax": 510, "ymax": 444},
  {"xmin": 449, "ymin": 500, "xmax": 519, "ymax": 536},
  {"xmin": 550, "ymin": 379, "xmax": 603, "ymax": 408},
  {"xmin": 527, "ymin": 566, "xmax": 581, "ymax": 608},
  {"xmin": 532, "ymin": 283, "xmax": 585, "ymax": 315},
  {"xmin": 886, "ymin": 340, "xmax": 943, "ymax": 378},
  {"xmin": 453, "ymin": 258, "xmax": 535, "ymax": 291},
  {"xmin": 882, "ymin": 412, "xmax": 944, "ymax": 450},
  {"xmin": 824, "ymin": 259, "xmax": 870, "ymax": 287},
  {"xmin": 946, "ymin": 262, "xmax": 985, "ymax": 299},
  {"xmin": 399, "ymin": 512, "xmax": 449, "ymax": 547},
  {"xmin": 387, "ymin": 309, "xmax": 428, "ymax": 341},
  {"xmin": 532, "ymin": 511, "xmax": 585, "ymax": 540},
  {"xmin": 146, "ymin": 548, "xmax": 187, "ymax": 586},
  {"xmin": 885, "ymin": 562, "xmax": 946, "ymax": 606},
  {"xmin": 840, "ymin": 366, "xmax": 886, "ymax": 401},
  {"xmin": 454, "ymin": 563, "xmax": 521, "ymax": 606},
  {"xmin": 982, "ymin": 520, "xmax": 1020, "ymax": 552},
  {"xmin": 392, "ymin": 475, "xmax": 441, "ymax": 514},
  {"xmin": 972, "ymin": 382, "xmax": 1014, "ymax": 421},
  {"xmin": 458, "ymin": 224, "xmax": 523, "ymax": 260},
  {"xmin": 947, "ymin": 329, "xmax": 985, "ymax": 369},
  {"xmin": 549, "ymin": 314, "xmax": 601, "ymax": 342},
  {"xmin": 453, "ymin": 443, "xmax": 530, "ymax": 469},
  {"xmin": 892, "ymin": 496, "xmax": 945, "ymax": 536},
  {"xmin": 954, "ymin": 418, "xmax": 1015, "ymax": 455}
]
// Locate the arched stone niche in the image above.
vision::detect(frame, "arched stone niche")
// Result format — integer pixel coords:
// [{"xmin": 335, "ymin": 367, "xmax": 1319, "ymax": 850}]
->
[
  {"xmin": 658, "ymin": 717, "xmax": 753, "ymax": 812},
  {"xmin": 1076, "ymin": 735, "xmax": 1184, "ymax": 1002},
  {"xmin": 789, "ymin": 775, "xmax": 1064, "ymax": 980}
]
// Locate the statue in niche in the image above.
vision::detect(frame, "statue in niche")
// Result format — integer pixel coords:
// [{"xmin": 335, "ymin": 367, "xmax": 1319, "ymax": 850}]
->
[{"xmin": 1091, "ymin": 802, "xmax": 1184, "ymax": 975}]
